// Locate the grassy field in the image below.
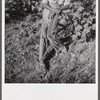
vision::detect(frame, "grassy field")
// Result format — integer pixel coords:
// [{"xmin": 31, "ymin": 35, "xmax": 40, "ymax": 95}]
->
[{"xmin": 5, "ymin": 1, "xmax": 96, "ymax": 83}]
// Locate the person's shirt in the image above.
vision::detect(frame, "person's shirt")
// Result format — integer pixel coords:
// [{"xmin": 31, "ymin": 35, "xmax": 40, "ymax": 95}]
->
[
  {"xmin": 42, "ymin": 0, "xmax": 70, "ymax": 22},
  {"xmin": 42, "ymin": 0, "xmax": 70, "ymax": 6}
]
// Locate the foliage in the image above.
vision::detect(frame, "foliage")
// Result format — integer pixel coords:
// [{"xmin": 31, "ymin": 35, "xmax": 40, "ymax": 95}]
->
[{"xmin": 5, "ymin": 0, "xmax": 42, "ymax": 22}]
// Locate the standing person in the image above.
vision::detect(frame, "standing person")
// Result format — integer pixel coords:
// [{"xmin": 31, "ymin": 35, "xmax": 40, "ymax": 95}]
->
[{"xmin": 39, "ymin": 0, "xmax": 70, "ymax": 71}]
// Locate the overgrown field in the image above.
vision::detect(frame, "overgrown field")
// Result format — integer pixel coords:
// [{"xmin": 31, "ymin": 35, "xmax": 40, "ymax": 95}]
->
[{"xmin": 5, "ymin": 0, "xmax": 96, "ymax": 83}]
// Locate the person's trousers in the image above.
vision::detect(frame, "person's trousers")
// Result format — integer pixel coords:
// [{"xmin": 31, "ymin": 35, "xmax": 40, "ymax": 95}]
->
[{"xmin": 39, "ymin": 14, "xmax": 62, "ymax": 62}]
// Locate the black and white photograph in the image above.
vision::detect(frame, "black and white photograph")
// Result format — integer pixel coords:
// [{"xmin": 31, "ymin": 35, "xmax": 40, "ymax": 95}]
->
[{"xmin": 5, "ymin": 0, "xmax": 96, "ymax": 83}]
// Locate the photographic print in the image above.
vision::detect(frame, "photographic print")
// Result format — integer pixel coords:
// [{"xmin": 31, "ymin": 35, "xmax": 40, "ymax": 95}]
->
[{"xmin": 5, "ymin": 0, "xmax": 96, "ymax": 83}]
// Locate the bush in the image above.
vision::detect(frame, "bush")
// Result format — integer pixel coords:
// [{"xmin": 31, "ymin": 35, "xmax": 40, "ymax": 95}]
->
[{"xmin": 5, "ymin": 0, "xmax": 42, "ymax": 22}]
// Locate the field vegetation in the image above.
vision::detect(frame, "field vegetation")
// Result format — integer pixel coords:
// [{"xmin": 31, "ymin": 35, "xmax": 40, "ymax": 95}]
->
[{"xmin": 5, "ymin": 0, "xmax": 96, "ymax": 83}]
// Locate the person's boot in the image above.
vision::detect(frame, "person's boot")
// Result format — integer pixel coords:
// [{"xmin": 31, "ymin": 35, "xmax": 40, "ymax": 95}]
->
[
  {"xmin": 39, "ymin": 60, "xmax": 47, "ymax": 75},
  {"xmin": 41, "ymin": 45, "xmax": 53, "ymax": 61}
]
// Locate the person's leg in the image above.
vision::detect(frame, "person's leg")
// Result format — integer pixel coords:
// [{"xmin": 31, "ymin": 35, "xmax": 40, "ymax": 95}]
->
[
  {"xmin": 39, "ymin": 19, "xmax": 55, "ymax": 71},
  {"xmin": 47, "ymin": 14, "xmax": 63, "ymax": 53},
  {"xmin": 39, "ymin": 19, "xmax": 48, "ymax": 63}
]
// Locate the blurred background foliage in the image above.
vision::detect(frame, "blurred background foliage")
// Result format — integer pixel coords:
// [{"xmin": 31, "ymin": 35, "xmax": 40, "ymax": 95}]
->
[{"xmin": 5, "ymin": 0, "xmax": 42, "ymax": 22}]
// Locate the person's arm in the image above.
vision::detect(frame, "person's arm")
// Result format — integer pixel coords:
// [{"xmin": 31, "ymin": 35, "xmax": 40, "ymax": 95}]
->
[
  {"xmin": 59, "ymin": 5, "xmax": 70, "ymax": 10},
  {"xmin": 42, "ymin": 3, "xmax": 61, "ymax": 14},
  {"xmin": 59, "ymin": 0, "xmax": 70, "ymax": 10}
]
